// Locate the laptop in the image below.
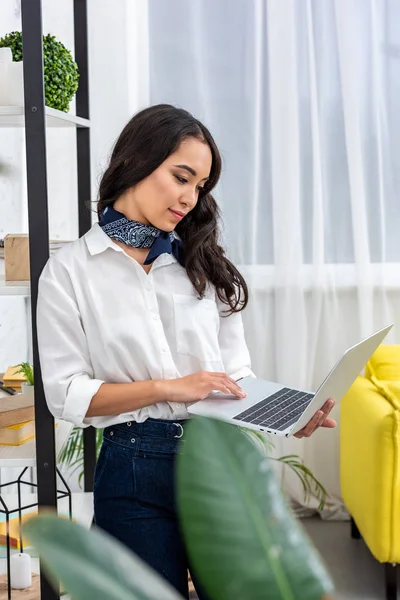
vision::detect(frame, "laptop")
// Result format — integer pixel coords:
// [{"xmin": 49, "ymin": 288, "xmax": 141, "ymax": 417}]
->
[{"xmin": 188, "ymin": 324, "xmax": 393, "ymax": 437}]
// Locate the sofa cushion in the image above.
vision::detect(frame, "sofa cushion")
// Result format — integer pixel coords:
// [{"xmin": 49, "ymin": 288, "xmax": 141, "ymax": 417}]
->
[
  {"xmin": 365, "ymin": 345, "xmax": 400, "ymax": 382},
  {"xmin": 369, "ymin": 378, "xmax": 400, "ymax": 410}
]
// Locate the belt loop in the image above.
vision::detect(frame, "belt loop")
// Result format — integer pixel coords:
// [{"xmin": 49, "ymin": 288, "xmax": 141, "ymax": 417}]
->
[{"xmin": 173, "ymin": 423, "xmax": 184, "ymax": 438}]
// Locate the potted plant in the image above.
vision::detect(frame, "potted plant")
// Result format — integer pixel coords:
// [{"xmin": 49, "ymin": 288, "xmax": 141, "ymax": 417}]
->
[
  {"xmin": 15, "ymin": 362, "xmax": 34, "ymax": 395},
  {"xmin": 0, "ymin": 31, "xmax": 79, "ymax": 112},
  {"xmin": 24, "ymin": 417, "xmax": 334, "ymax": 599}
]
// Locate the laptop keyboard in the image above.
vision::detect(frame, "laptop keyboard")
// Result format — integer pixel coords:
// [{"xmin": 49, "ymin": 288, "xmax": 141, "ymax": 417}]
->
[{"xmin": 233, "ymin": 387, "xmax": 315, "ymax": 431}]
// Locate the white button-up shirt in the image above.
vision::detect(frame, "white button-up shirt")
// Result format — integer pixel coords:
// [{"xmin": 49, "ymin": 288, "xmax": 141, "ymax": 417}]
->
[{"xmin": 37, "ymin": 223, "xmax": 254, "ymax": 428}]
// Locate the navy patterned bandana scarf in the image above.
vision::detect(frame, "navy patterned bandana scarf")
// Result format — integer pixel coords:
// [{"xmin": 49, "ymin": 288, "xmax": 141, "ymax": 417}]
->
[{"xmin": 99, "ymin": 205, "xmax": 185, "ymax": 267}]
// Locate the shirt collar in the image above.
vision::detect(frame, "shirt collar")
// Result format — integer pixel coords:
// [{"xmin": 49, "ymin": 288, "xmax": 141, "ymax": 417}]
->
[
  {"xmin": 84, "ymin": 223, "xmax": 178, "ymax": 267},
  {"xmin": 85, "ymin": 223, "xmax": 117, "ymax": 255}
]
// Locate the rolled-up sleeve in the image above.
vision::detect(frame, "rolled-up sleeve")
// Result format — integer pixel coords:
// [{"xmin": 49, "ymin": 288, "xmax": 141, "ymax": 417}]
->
[
  {"xmin": 217, "ymin": 299, "xmax": 256, "ymax": 381},
  {"xmin": 37, "ymin": 258, "xmax": 105, "ymax": 427}
]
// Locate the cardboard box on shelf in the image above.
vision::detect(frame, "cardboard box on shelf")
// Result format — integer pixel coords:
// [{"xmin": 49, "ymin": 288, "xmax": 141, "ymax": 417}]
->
[
  {"xmin": 4, "ymin": 234, "xmax": 30, "ymax": 282},
  {"xmin": 3, "ymin": 235, "xmax": 71, "ymax": 281}
]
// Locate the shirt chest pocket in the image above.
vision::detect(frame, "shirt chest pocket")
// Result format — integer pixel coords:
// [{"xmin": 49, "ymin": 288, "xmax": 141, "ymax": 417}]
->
[{"xmin": 172, "ymin": 294, "xmax": 221, "ymax": 362}]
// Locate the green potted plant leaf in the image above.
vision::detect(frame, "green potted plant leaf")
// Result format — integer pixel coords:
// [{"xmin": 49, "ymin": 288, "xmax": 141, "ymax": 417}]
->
[
  {"xmin": 58, "ymin": 426, "xmax": 104, "ymax": 487},
  {"xmin": 24, "ymin": 513, "xmax": 183, "ymax": 600},
  {"xmin": 0, "ymin": 31, "xmax": 79, "ymax": 112},
  {"xmin": 177, "ymin": 417, "xmax": 334, "ymax": 600},
  {"xmin": 15, "ymin": 362, "xmax": 34, "ymax": 395},
  {"xmin": 23, "ymin": 417, "xmax": 334, "ymax": 600}
]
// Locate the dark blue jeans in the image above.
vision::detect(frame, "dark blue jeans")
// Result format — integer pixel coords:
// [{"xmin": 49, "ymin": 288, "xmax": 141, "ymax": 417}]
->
[{"xmin": 93, "ymin": 418, "xmax": 209, "ymax": 599}]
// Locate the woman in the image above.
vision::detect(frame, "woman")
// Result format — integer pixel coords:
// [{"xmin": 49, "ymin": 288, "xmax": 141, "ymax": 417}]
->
[{"xmin": 37, "ymin": 104, "xmax": 336, "ymax": 598}]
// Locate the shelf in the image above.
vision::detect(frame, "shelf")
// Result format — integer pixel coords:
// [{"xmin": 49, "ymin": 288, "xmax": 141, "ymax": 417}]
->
[
  {"xmin": 0, "ymin": 106, "xmax": 90, "ymax": 128},
  {"xmin": 0, "ymin": 276, "xmax": 30, "ymax": 297}
]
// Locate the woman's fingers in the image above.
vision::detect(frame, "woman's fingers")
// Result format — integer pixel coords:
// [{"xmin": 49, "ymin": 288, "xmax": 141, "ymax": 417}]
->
[
  {"xmin": 294, "ymin": 411, "xmax": 322, "ymax": 438},
  {"xmin": 216, "ymin": 372, "xmax": 243, "ymax": 388},
  {"xmin": 212, "ymin": 373, "xmax": 246, "ymax": 397},
  {"xmin": 220, "ymin": 380, "xmax": 246, "ymax": 397},
  {"xmin": 321, "ymin": 417, "xmax": 337, "ymax": 428},
  {"xmin": 294, "ymin": 405, "xmax": 337, "ymax": 438}
]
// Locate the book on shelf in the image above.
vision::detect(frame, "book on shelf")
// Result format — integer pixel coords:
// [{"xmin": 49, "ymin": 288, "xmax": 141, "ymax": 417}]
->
[
  {"xmin": 0, "ymin": 418, "xmax": 58, "ymax": 447},
  {"xmin": 0, "ymin": 393, "xmax": 34, "ymax": 428},
  {"xmin": 0, "ymin": 420, "xmax": 35, "ymax": 446},
  {"xmin": 0, "ymin": 512, "xmax": 36, "ymax": 548},
  {"xmin": 1, "ymin": 365, "xmax": 27, "ymax": 390},
  {"xmin": 0, "ymin": 510, "xmax": 72, "ymax": 549}
]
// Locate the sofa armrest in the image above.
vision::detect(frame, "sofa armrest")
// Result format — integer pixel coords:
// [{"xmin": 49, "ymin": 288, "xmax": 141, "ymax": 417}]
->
[{"xmin": 340, "ymin": 375, "xmax": 400, "ymax": 563}]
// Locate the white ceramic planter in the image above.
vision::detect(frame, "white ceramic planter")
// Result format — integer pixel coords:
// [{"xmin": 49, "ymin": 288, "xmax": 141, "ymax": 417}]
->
[
  {"xmin": 0, "ymin": 48, "xmax": 24, "ymax": 105},
  {"xmin": 21, "ymin": 382, "xmax": 34, "ymax": 396},
  {"xmin": 8, "ymin": 60, "xmax": 24, "ymax": 105}
]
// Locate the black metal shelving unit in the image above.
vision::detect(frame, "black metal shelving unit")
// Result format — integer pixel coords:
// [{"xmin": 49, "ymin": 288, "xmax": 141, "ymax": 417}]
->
[{"xmin": 20, "ymin": 1, "xmax": 96, "ymax": 598}]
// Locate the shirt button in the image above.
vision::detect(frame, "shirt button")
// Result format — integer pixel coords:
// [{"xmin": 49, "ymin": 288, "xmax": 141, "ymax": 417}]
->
[
  {"xmin": 175, "ymin": 403, "xmax": 182, "ymax": 409},
  {"xmin": 145, "ymin": 285, "xmax": 152, "ymax": 291},
  {"xmin": 161, "ymin": 347, "xmax": 167, "ymax": 353},
  {"xmin": 153, "ymin": 315, "xmax": 159, "ymax": 321}
]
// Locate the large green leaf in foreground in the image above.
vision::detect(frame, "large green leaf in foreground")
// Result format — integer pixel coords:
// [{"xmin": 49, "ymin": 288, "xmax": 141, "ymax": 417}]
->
[
  {"xmin": 177, "ymin": 417, "xmax": 334, "ymax": 600},
  {"xmin": 23, "ymin": 513, "xmax": 183, "ymax": 600}
]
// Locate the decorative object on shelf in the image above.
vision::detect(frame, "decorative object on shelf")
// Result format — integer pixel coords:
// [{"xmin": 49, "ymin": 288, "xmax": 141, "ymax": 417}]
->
[
  {"xmin": 10, "ymin": 553, "xmax": 31, "ymax": 590},
  {"xmin": 0, "ymin": 420, "xmax": 35, "ymax": 447},
  {"xmin": 15, "ymin": 363, "xmax": 34, "ymax": 396},
  {"xmin": 0, "ymin": 383, "xmax": 17, "ymax": 396},
  {"xmin": 1, "ymin": 366, "xmax": 27, "ymax": 391},
  {"xmin": 0, "ymin": 419, "xmax": 58, "ymax": 448},
  {"xmin": 0, "ymin": 31, "xmax": 79, "ymax": 112},
  {"xmin": 0, "ymin": 392, "xmax": 34, "ymax": 428},
  {"xmin": 0, "ymin": 512, "xmax": 37, "ymax": 550},
  {"xmin": 15, "ymin": 363, "xmax": 33, "ymax": 386},
  {"xmin": 24, "ymin": 417, "xmax": 334, "ymax": 600},
  {"xmin": 4, "ymin": 235, "xmax": 30, "ymax": 282},
  {"xmin": 21, "ymin": 383, "xmax": 33, "ymax": 396},
  {"xmin": 3, "ymin": 234, "xmax": 71, "ymax": 281},
  {"xmin": 0, "ymin": 505, "xmax": 65, "ymax": 550},
  {"xmin": 0, "ymin": 47, "xmax": 23, "ymax": 105}
]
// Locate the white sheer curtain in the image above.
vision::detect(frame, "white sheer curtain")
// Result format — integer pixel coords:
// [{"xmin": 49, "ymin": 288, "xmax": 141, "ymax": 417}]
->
[{"xmin": 145, "ymin": 0, "xmax": 400, "ymax": 518}]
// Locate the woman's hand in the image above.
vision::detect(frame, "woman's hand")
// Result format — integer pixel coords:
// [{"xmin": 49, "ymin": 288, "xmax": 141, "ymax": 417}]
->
[
  {"xmin": 161, "ymin": 371, "xmax": 247, "ymax": 403},
  {"xmin": 294, "ymin": 398, "xmax": 337, "ymax": 438}
]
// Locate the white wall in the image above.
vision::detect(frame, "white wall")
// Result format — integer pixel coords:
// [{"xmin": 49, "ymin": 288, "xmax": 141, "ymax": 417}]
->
[{"xmin": 0, "ymin": 0, "xmax": 148, "ymax": 487}]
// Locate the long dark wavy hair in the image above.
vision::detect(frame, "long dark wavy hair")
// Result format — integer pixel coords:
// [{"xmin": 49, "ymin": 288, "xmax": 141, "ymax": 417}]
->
[{"xmin": 97, "ymin": 104, "xmax": 248, "ymax": 313}]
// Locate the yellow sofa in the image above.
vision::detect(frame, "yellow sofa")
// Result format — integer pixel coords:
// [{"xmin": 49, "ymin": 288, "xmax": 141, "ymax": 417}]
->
[{"xmin": 340, "ymin": 345, "xmax": 400, "ymax": 600}]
